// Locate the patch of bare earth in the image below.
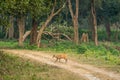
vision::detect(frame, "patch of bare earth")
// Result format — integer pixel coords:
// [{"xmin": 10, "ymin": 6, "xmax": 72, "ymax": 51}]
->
[{"xmin": 2, "ymin": 49, "xmax": 120, "ymax": 80}]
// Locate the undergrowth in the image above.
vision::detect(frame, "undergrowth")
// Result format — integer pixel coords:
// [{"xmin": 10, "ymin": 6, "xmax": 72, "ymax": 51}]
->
[{"xmin": 0, "ymin": 40, "xmax": 120, "ymax": 66}]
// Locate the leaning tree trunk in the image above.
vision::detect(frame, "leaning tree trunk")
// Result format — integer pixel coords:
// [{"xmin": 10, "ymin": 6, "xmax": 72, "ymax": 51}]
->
[
  {"xmin": 8, "ymin": 16, "xmax": 14, "ymax": 39},
  {"xmin": 36, "ymin": 0, "xmax": 65, "ymax": 47},
  {"xmin": 36, "ymin": 16, "xmax": 53, "ymax": 47},
  {"xmin": 91, "ymin": 0, "xmax": 98, "ymax": 46},
  {"xmin": 17, "ymin": 17, "xmax": 25, "ymax": 47},
  {"xmin": 105, "ymin": 22, "xmax": 111, "ymax": 41},
  {"xmin": 30, "ymin": 19, "xmax": 38, "ymax": 45}
]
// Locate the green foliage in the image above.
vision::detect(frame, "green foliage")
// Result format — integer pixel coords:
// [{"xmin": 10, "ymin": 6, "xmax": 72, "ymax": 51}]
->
[
  {"xmin": 96, "ymin": 29, "xmax": 107, "ymax": 40},
  {"xmin": 24, "ymin": 44, "xmax": 39, "ymax": 50},
  {"xmin": 97, "ymin": 0, "xmax": 120, "ymax": 23},
  {"xmin": 85, "ymin": 43, "xmax": 120, "ymax": 65},
  {"xmin": 3, "ymin": 0, "xmax": 30, "ymax": 17},
  {"xmin": 76, "ymin": 46, "xmax": 87, "ymax": 54},
  {"xmin": 49, "ymin": 41, "xmax": 76, "ymax": 52},
  {"xmin": 28, "ymin": 0, "xmax": 51, "ymax": 19},
  {"xmin": 103, "ymin": 44, "xmax": 120, "ymax": 56},
  {"xmin": 79, "ymin": 28, "xmax": 120, "ymax": 41},
  {"xmin": 44, "ymin": 22, "xmax": 74, "ymax": 40},
  {"xmin": 0, "ymin": 39, "xmax": 120, "ymax": 66},
  {"xmin": 46, "ymin": 22, "xmax": 73, "ymax": 33},
  {"xmin": 0, "ymin": 40, "xmax": 18, "ymax": 49},
  {"xmin": 0, "ymin": 15, "xmax": 9, "ymax": 27},
  {"xmin": 0, "ymin": 0, "xmax": 52, "ymax": 18},
  {"xmin": 46, "ymin": 41, "xmax": 120, "ymax": 65}
]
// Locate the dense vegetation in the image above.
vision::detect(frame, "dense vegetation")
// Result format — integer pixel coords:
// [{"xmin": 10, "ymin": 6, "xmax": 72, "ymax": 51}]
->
[
  {"xmin": 0, "ymin": 0, "xmax": 120, "ymax": 45},
  {"xmin": 0, "ymin": 0, "xmax": 120, "ymax": 78},
  {"xmin": 0, "ymin": 40, "xmax": 120, "ymax": 66}
]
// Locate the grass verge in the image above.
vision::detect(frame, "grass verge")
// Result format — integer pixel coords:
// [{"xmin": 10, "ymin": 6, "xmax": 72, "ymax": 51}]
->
[{"xmin": 0, "ymin": 50, "xmax": 84, "ymax": 80}]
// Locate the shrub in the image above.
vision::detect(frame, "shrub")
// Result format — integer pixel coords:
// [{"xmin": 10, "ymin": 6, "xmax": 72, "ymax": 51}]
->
[{"xmin": 76, "ymin": 46, "xmax": 87, "ymax": 54}]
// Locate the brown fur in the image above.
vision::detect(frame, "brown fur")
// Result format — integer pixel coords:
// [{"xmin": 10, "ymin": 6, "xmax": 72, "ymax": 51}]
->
[{"xmin": 52, "ymin": 54, "xmax": 67, "ymax": 62}]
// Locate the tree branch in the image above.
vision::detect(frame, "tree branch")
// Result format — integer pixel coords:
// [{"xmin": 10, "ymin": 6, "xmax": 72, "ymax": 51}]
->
[
  {"xmin": 51, "ymin": 0, "xmax": 57, "ymax": 15},
  {"xmin": 23, "ymin": 31, "xmax": 31, "ymax": 41},
  {"xmin": 62, "ymin": 34, "xmax": 72, "ymax": 41},
  {"xmin": 53, "ymin": 1, "xmax": 66, "ymax": 16},
  {"xmin": 68, "ymin": 0, "xmax": 74, "ymax": 18},
  {"xmin": 75, "ymin": 0, "xmax": 79, "ymax": 18}
]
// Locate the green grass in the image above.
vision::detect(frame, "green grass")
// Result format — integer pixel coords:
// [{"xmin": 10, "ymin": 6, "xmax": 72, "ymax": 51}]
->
[
  {"xmin": 0, "ymin": 40, "xmax": 18, "ymax": 49},
  {"xmin": 0, "ymin": 40, "xmax": 120, "ymax": 73},
  {"xmin": 0, "ymin": 51, "xmax": 83, "ymax": 80}
]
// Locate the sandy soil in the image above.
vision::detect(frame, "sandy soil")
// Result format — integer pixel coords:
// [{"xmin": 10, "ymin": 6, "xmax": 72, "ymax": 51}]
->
[{"xmin": 2, "ymin": 49, "xmax": 120, "ymax": 80}]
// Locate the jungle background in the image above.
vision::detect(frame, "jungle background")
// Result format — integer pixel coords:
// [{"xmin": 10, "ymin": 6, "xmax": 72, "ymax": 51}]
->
[{"xmin": 0, "ymin": 0, "xmax": 120, "ymax": 80}]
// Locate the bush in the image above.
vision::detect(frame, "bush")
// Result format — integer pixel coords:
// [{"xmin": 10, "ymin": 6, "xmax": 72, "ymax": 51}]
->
[{"xmin": 76, "ymin": 46, "xmax": 87, "ymax": 54}]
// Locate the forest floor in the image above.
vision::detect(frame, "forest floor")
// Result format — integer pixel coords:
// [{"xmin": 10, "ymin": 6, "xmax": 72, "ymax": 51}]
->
[{"xmin": 2, "ymin": 49, "xmax": 120, "ymax": 80}]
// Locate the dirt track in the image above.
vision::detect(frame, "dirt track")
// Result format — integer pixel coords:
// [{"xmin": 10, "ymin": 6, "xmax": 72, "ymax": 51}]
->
[{"xmin": 2, "ymin": 49, "xmax": 120, "ymax": 80}]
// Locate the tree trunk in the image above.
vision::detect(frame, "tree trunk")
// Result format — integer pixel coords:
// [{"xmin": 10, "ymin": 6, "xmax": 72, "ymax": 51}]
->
[
  {"xmin": 36, "ymin": 0, "xmax": 65, "ymax": 47},
  {"xmin": 23, "ymin": 31, "xmax": 31, "ymax": 42},
  {"xmin": 88, "ymin": 14, "xmax": 94, "ymax": 41},
  {"xmin": 8, "ymin": 16, "xmax": 14, "ymax": 39},
  {"xmin": 115, "ymin": 22, "xmax": 120, "ymax": 41},
  {"xmin": 68, "ymin": 0, "xmax": 79, "ymax": 45},
  {"xmin": 91, "ymin": 0, "xmax": 98, "ymax": 46},
  {"xmin": 105, "ymin": 22, "xmax": 111, "ymax": 41},
  {"xmin": 36, "ymin": 16, "xmax": 53, "ymax": 47},
  {"xmin": 73, "ymin": 16, "xmax": 79, "ymax": 44},
  {"xmin": 17, "ymin": 17, "xmax": 25, "ymax": 47},
  {"xmin": 30, "ymin": 19, "xmax": 38, "ymax": 45}
]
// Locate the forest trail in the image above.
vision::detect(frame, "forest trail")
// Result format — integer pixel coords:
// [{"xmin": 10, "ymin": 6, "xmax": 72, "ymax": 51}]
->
[{"xmin": 2, "ymin": 49, "xmax": 120, "ymax": 80}]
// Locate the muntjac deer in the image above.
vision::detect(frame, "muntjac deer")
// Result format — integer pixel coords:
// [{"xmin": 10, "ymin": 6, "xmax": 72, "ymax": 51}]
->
[{"xmin": 52, "ymin": 54, "xmax": 67, "ymax": 63}]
